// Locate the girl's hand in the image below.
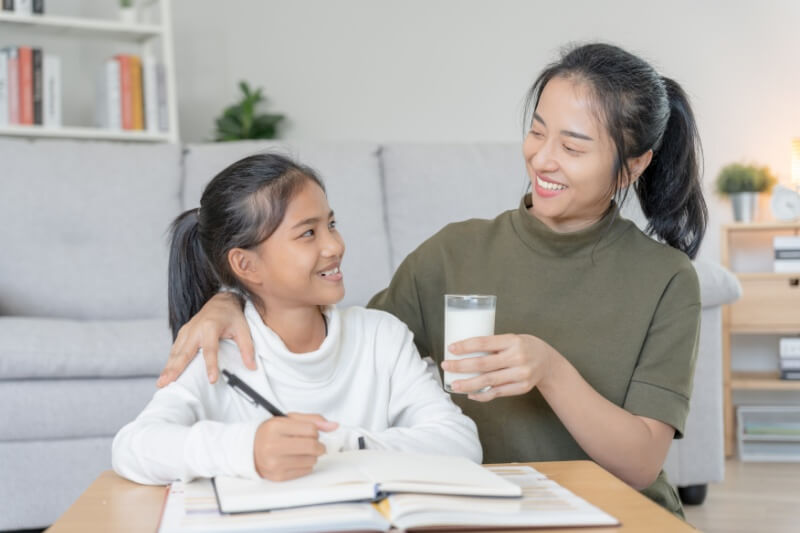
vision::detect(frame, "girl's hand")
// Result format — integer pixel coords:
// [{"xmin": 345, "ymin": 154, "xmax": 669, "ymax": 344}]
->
[
  {"xmin": 254, "ymin": 413, "xmax": 339, "ymax": 481},
  {"xmin": 441, "ymin": 334, "xmax": 560, "ymax": 401},
  {"xmin": 157, "ymin": 292, "xmax": 256, "ymax": 387}
]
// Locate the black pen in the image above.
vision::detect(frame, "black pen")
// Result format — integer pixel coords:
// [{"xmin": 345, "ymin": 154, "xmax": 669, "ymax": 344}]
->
[{"xmin": 221, "ymin": 369, "xmax": 285, "ymax": 417}]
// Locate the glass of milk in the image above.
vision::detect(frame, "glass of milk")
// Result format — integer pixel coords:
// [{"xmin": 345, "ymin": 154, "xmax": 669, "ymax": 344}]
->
[{"xmin": 443, "ymin": 294, "xmax": 496, "ymax": 393}]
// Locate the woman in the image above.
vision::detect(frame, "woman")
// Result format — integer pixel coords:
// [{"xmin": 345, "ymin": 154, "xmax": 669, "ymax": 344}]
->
[{"xmin": 157, "ymin": 43, "xmax": 706, "ymax": 517}]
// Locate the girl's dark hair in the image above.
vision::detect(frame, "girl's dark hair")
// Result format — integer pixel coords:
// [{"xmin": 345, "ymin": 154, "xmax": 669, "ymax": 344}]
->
[
  {"xmin": 523, "ymin": 42, "xmax": 707, "ymax": 258},
  {"xmin": 168, "ymin": 153, "xmax": 325, "ymax": 339}
]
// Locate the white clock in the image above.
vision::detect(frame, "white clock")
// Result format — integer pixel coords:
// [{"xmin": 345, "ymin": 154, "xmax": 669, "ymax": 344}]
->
[{"xmin": 770, "ymin": 185, "xmax": 800, "ymax": 221}]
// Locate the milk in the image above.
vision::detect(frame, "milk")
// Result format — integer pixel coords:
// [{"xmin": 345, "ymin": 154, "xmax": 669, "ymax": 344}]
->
[{"xmin": 444, "ymin": 307, "xmax": 496, "ymax": 392}]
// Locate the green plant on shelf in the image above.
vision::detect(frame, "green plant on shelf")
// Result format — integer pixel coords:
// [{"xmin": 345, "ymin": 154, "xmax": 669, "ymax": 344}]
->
[
  {"xmin": 214, "ymin": 81, "xmax": 285, "ymax": 142},
  {"xmin": 715, "ymin": 163, "xmax": 777, "ymax": 195}
]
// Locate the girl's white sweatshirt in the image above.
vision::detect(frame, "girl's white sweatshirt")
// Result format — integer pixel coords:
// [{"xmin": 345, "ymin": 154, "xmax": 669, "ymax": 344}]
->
[{"xmin": 112, "ymin": 303, "xmax": 482, "ymax": 484}]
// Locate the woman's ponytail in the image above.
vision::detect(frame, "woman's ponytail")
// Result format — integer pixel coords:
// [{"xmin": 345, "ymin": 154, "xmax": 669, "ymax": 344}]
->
[
  {"xmin": 635, "ymin": 77, "xmax": 707, "ymax": 259},
  {"xmin": 167, "ymin": 208, "xmax": 219, "ymax": 339}
]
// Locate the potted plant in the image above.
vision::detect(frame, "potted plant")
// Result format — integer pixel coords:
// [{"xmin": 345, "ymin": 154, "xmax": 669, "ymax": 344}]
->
[
  {"xmin": 214, "ymin": 82, "xmax": 285, "ymax": 141},
  {"xmin": 715, "ymin": 163, "xmax": 777, "ymax": 222},
  {"xmin": 119, "ymin": 0, "xmax": 137, "ymax": 24}
]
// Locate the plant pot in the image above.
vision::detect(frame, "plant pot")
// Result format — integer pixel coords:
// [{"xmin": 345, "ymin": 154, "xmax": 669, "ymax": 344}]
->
[
  {"xmin": 119, "ymin": 6, "xmax": 137, "ymax": 24},
  {"xmin": 731, "ymin": 192, "xmax": 758, "ymax": 222}
]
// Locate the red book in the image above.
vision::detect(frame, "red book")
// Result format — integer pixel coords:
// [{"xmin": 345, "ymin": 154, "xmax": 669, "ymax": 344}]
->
[
  {"xmin": 18, "ymin": 46, "xmax": 33, "ymax": 125},
  {"xmin": 116, "ymin": 55, "xmax": 133, "ymax": 130}
]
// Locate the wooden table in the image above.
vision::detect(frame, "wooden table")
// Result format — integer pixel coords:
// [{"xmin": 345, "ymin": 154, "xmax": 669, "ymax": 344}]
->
[{"xmin": 46, "ymin": 461, "xmax": 695, "ymax": 532}]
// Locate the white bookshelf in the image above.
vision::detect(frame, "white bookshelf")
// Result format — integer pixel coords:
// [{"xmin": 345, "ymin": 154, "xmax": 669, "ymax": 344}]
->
[{"xmin": 0, "ymin": 0, "xmax": 179, "ymax": 143}]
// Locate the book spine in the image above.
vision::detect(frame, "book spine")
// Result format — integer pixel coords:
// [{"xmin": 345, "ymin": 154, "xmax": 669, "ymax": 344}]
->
[
  {"xmin": 774, "ymin": 236, "xmax": 800, "ymax": 249},
  {"xmin": 7, "ymin": 47, "xmax": 18, "ymax": 124},
  {"xmin": 107, "ymin": 59, "xmax": 121, "ymax": 129},
  {"xmin": 142, "ymin": 55, "xmax": 159, "ymax": 133},
  {"xmin": 32, "ymin": 0, "xmax": 42, "ymax": 14},
  {"xmin": 18, "ymin": 46, "xmax": 32, "ymax": 125},
  {"xmin": 129, "ymin": 55, "xmax": 144, "ymax": 130},
  {"xmin": 780, "ymin": 359, "xmax": 800, "ymax": 370},
  {"xmin": 32, "ymin": 47, "xmax": 42, "ymax": 125},
  {"xmin": 775, "ymin": 250, "xmax": 800, "ymax": 260},
  {"xmin": 117, "ymin": 55, "xmax": 132, "ymax": 130},
  {"xmin": 779, "ymin": 338, "xmax": 800, "ymax": 357},
  {"xmin": 0, "ymin": 50, "xmax": 7, "ymax": 125},
  {"xmin": 42, "ymin": 53, "xmax": 60, "ymax": 127},
  {"xmin": 15, "ymin": 0, "xmax": 30, "ymax": 15},
  {"xmin": 2, "ymin": 0, "xmax": 13, "ymax": 11},
  {"xmin": 156, "ymin": 62, "xmax": 168, "ymax": 132},
  {"xmin": 781, "ymin": 370, "xmax": 800, "ymax": 380},
  {"xmin": 774, "ymin": 260, "xmax": 800, "ymax": 273}
]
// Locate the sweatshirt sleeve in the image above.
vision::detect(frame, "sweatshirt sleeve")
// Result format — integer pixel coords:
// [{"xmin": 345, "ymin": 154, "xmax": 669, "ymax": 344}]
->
[
  {"xmin": 342, "ymin": 315, "xmax": 482, "ymax": 463},
  {"xmin": 111, "ymin": 355, "xmax": 261, "ymax": 485}
]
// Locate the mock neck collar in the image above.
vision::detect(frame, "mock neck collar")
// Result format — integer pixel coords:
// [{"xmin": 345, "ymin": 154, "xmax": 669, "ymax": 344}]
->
[
  {"xmin": 510, "ymin": 194, "xmax": 630, "ymax": 257},
  {"xmin": 244, "ymin": 301, "xmax": 341, "ymax": 384}
]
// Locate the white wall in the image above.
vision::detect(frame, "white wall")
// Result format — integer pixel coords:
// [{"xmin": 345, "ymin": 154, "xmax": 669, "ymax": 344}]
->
[{"xmin": 169, "ymin": 0, "xmax": 800, "ymax": 260}]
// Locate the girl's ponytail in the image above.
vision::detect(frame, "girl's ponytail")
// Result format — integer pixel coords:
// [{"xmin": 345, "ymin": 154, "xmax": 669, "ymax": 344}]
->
[
  {"xmin": 167, "ymin": 208, "xmax": 219, "ymax": 339},
  {"xmin": 635, "ymin": 77, "xmax": 707, "ymax": 259}
]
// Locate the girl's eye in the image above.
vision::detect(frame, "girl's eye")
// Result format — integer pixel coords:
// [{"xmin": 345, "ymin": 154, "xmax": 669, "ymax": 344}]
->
[
  {"xmin": 302, "ymin": 229, "xmax": 315, "ymax": 238},
  {"xmin": 530, "ymin": 130, "xmax": 544, "ymax": 138},
  {"xmin": 563, "ymin": 145, "xmax": 582, "ymax": 155},
  {"xmin": 329, "ymin": 220, "xmax": 337, "ymax": 230}
]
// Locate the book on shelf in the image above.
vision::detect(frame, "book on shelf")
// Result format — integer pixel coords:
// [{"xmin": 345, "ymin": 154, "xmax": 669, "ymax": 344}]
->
[
  {"xmin": 782, "ymin": 370, "xmax": 800, "ymax": 380},
  {"xmin": 1, "ymin": 0, "xmax": 13, "ymax": 12},
  {"xmin": 158, "ymin": 459, "xmax": 618, "ymax": 533},
  {"xmin": 97, "ymin": 54, "xmax": 168, "ymax": 133},
  {"xmin": 32, "ymin": 0, "xmax": 42, "ymax": 14},
  {"xmin": 774, "ymin": 236, "xmax": 800, "ymax": 273},
  {"xmin": 32, "ymin": 47, "xmax": 42, "ymax": 125},
  {"xmin": 42, "ymin": 53, "xmax": 60, "ymax": 126},
  {"xmin": 18, "ymin": 46, "xmax": 32, "ymax": 125},
  {"xmin": 6, "ymin": 47, "xmax": 19, "ymax": 124},
  {"xmin": 780, "ymin": 357, "xmax": 800, "ymax": 371},
  {"xmin": 0, "ymin": 50, "xmax": 7, "ymax": 125}
]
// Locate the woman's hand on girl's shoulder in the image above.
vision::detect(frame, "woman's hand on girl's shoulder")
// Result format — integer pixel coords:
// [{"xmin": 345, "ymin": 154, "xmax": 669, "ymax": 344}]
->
[
  {"xmin": 442, "ymin": 334, "xmax": 560, "ymax": 402},
  {"xmin": 157, "ymin": 292, "xmax": 256, "ymax": 388}
]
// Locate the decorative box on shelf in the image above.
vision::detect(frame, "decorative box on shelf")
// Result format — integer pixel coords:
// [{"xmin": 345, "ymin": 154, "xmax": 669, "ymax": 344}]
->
[{"xmin": 737, "ymin": 405, "xmax": 800, "ymax": 462}]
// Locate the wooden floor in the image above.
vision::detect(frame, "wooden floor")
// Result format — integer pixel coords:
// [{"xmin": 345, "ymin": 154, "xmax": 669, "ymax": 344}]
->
[{"xmin": 683, "ymin": 459, "xmax": 800, "ymax": 533}]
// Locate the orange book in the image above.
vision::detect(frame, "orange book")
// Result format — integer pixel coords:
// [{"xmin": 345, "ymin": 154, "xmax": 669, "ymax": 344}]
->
[
  {"xmin": 116, "ymin": 55, "xmax": 132, "ymax": 130},
  {"xmin": 18, "ymin": 46, "xmax": 33, "ymax": 125},
  {"xmin": 129, "ymin": 55, "xmax": 144, "ymax": 130}
]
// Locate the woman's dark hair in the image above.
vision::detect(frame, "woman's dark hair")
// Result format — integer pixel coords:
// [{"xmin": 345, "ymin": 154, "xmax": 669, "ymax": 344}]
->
[
  {"xmin": 523, "ymin": 42, "xmax": 707, "ymax": 258},
  {"xmin": 168, "ymin": 153, "xmax": 325, "ymax": 339}
]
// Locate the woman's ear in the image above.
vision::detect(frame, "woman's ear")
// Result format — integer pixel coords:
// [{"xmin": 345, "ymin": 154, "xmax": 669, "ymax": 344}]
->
[
  {"xmin": 228, "ymin": 248, "xmax": 261, "ymax": 285},
  {"xmin": 623, "ymin": 149, "xmax": 654, "ymax": 187}
]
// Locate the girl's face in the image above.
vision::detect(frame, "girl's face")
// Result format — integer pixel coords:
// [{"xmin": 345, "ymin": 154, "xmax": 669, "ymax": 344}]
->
[
  {"xmin": 522, "ymin": 76, "xmax": 619, "ymax": 232},
  {"xmin": 240, "ymin": 180, "xmax": 345, "ymax": 311}
]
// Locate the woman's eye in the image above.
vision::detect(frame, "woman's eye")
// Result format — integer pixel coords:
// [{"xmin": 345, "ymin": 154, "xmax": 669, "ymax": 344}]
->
[
  {"xmin": 530, "ymin": 130, "xmax": 544, "ymax": 138},
  {"xmin": 329, "ymin": 220, "xmax": 337, "ymax": 230},
  {"xmin": 563, "ymin": 145, "xmax": 581, "ymax": 154},
  {"xmin": 302, "ymin": 229, "xmax": 315, "ymax": 238}
]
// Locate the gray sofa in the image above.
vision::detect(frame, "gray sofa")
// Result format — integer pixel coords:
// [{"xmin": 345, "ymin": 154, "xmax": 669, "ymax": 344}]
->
[{"xmin": 0, "ymin": 138, "xmax": 741, "ymax": 530}]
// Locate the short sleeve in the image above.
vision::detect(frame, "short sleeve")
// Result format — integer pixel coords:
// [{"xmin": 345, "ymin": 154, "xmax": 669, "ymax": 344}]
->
[{"xmin": 623, "ymin": 263, "xmax": 701, "ymax": 439}]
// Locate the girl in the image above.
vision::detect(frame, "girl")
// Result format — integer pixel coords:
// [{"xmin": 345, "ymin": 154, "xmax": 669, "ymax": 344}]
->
[
  {"xmin": 157, "ymin": 43, "xmax": 706, "ymax": 517},
  {"xmin": 112, "ymin": 154, "xmax": 481, "ymax": 485}
]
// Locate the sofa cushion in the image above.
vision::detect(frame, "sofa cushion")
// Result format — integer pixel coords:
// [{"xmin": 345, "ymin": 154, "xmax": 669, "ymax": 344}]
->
[
  {"xmin": 380, "ymin": 143, "xmax": 527, "ymax": 268},
  {"xmin": 693, "ymin": 258, "xmax": 742, "ymax": 308},
  {"xmin": 0, "ymin": 377, "xmax": 156, "ymax": 441},
  {"xmin": 0, "ymin": 138, "xmax": 182, "ymax": 320},
  {"xmin": 0, "ymin": 317, "xmax": 170, "ymax": 379},
  {"xmin": 183, "ymin": 141, "xmax": 392, "ymax": 307}
]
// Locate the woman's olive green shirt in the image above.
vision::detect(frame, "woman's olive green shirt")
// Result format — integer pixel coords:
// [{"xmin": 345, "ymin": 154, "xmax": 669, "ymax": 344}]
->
[{"xmin": 369, "ymin": 196, "xmax": 701, "ymax": 517}]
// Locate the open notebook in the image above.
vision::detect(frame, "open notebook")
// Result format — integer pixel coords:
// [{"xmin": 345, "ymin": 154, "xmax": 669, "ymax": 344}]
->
[
  {"xmin": 158, "ymin": 461, "xmax": 619, "ymax": 532},
  {"xmin": 212, "ymin": 450, "xmax": 521, "ymax": 513}
]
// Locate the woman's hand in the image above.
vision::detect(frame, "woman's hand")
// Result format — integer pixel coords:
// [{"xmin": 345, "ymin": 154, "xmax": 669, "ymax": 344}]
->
[
  {"xmin": 157, "ymin": 292, "xmax": 256, "ymax": 387},
  {"xmin": 254, "ymin": 413, "xmax": 339, "ymax": 481},
  {"xmin": 441, "ymin": 334, "xmax": 561, "ymax": 401}
]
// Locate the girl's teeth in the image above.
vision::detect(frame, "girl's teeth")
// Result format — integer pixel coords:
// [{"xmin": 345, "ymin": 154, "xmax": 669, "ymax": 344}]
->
[
  {"xmin": 537, "ymin": 176, "xmax": 567, "ymax": 191},
  {"xmin": 321, "ymin": 267, "xmax": 340, "ymax": 276}
]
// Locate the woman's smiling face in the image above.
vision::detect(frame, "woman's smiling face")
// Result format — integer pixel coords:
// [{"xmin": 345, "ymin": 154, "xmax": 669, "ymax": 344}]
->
[{"xmin": 523, "ymin": 76, "xmax": 619, "ymax": 232}]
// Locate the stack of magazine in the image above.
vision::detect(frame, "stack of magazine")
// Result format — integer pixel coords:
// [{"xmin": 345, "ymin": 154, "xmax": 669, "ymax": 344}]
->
[{"xmin": 157, "ymin": 450, "xmax": 619, "ymax": 532}]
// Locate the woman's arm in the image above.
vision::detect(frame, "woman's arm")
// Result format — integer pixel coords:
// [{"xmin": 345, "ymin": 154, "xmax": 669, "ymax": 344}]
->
[
  {"xmin": 158, "ymin": 292, "xmax": 255, "ymax": 387},
  {"xmin": 443, "ymin": 335, "xmax": 672, "ymax": 489}
]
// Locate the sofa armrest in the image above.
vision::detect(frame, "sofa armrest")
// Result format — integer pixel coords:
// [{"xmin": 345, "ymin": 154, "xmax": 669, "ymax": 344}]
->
[{"xmin": 692, "ymin": 259, "xmax": 742, "ymax": 309}]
